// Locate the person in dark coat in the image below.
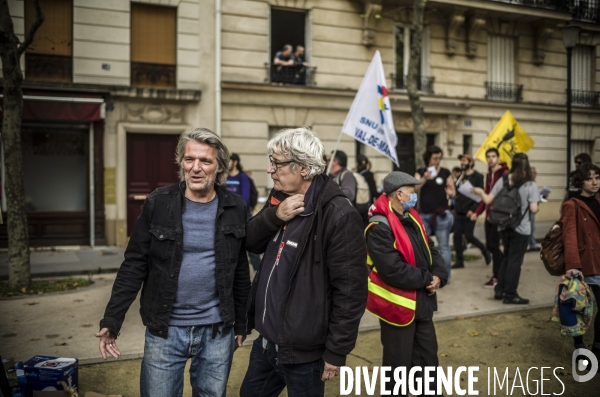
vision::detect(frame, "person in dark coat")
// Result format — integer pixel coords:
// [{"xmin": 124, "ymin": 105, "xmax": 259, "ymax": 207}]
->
[
  {"xmin": 366, "ymin": 171, "xmax": 448, "ymax": 396},
  {"xmin": 240, "ymin": 127, "xmax": 367, "ymax": 397}
]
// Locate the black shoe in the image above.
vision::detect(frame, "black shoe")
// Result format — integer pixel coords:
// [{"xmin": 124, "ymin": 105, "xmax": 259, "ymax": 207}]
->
[
  {"xmin": 503, "ymin": 295, "xmax": 530, "ymax": 304},
  {"xmin": 494, "ymin": 292, "xmax": 504, "ymax": 300},
  {"xmin": 483, "ymin": 250, "xmax": 492, "ymax": 265},
  {"xmin": 451, "ymin": 262, "xmax": 465, "ymax": 269},
  {"xmin": 528, "ymin": 246, "xmax": 541, "ymax": 252}
]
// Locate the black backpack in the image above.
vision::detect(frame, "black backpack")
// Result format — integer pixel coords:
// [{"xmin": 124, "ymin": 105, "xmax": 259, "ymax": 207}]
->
[{"xmin": 489, "ymin": 175, "xmax": 529, "ymax": 231}]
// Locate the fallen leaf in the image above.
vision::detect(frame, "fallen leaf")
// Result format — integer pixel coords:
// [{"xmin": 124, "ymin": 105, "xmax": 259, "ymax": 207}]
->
[
  {"xmin": 490, "ymin": 332, "xmax": 499, "ymax": 337},
  {"xmin": 45, "ymin": 334, "xmax": 60, "ymax": 339},
  {"xmin": 31, "ymin": 338, "xmax": 40, "ymax": 341},
  {"xmin": 440, "ymin": 354, "xmax": 448, "ymax": 357},
  {"xmin": 456, "ymin": 316, "xmax": 465, "ymax": 320},
  {"xmin": 532, "ymin": 325, "xmax": 542, "ymax": 329},
  {"xmin": 438, "ymin": 300, "xmax": 444, "ymax": 303},
  {"xmin": 452, "ymin": 344, "xmax": 461, "ymax": 348},
  {"xmin": 506, "ymin": 342, "xmax": 513, "ymax": 346},
  {"xmin": 13, "ymin": 319, "xmax": 20, "ymax": 323},
  {"xmin": 479, "ymin": 361, "xmax": 487, "ymax": 365},
  {"xmin": 24, "ymin": 302, "xmax": 39, "ymax": 306},
  {"xmin": 1, "ymin": 333, "xmax": 17, "ymax": 338},
  {"xmin": 54, "ymin": 342, "xmax": 67, "ymax": 346},
  {"xmin": 469, "ymin": 331, "xmax": 480, "ymax": 337},
  {"xmin": 73, "ymin": 299, "xmax": 84, "ymax": 303},
  {"xmin": 80, "ymin": 323, "xmax": 93, "ymax": 328}
]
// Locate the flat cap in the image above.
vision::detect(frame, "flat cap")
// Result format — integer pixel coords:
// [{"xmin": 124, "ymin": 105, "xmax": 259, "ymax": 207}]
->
[{"xmin": 383, "ymin": 171, "xmax": 422, "ymax": 194}]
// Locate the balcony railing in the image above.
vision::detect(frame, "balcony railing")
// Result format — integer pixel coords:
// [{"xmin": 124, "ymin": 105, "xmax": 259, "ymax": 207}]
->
[
  {"xmin": 390, "ymin": 74, "xmax": 435, "ymax": 94},
  {"xmin": 25, "ymin": 53, "xmax": 72, "ymax": 82},
  {"xmin": 573, "ymin": 0, "xmax": 600, "ymax": 23},
  {"xmin": 131, "ymin": 62, "xmax": 176, "ymax": 88},
  {"xmin": 489, "ymin": 0, "xmax": 599, "ymax": 22},
  {"xmin": 485, "ymin": 82, "xmax": 523, "ymax": 102},
  {"xmin": 572, "ymin": 90, "xmax": 600, "ymax": 107},
  {"xmin": 265, "ymin": 64, "xmax": 317, "ymax": 86}
]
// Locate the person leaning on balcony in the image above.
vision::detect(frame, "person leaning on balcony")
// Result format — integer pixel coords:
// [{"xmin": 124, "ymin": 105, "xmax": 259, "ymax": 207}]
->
[
  {"xmin": 273, "ymin": 44, "xmax": 294, "ymax": 66},
  {"xmin": 292, "ymin": 45, "xmax": 309, "ymax": 67},
  {"xmin": 365, "ymin": 171, "xmax": 447, "ymax": 396},
  {"xmin": 96, "ymin": 128, "xmax": 250, "ymax": 397}
]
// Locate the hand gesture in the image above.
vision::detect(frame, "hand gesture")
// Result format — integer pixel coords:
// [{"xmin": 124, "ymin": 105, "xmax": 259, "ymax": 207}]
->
[
  {"xmin": 426, "ymin": 276, "xmax": 441, "ymax": 296},
  {"xmin": 235, "ymin": 335, "xmax": 246, "ymax": 351},
  {"xmin": 95, "ymin": 328, "xmax": 121, "ymax": 360},
  {"xmin": 321, "ymin": 361, "xmax": 340, "ymax": 382},
  {"xmin": 565, "ymin": 269, "xmax": 579, "ymax": 279},
  {"xmin": 423, "ymin": 170, "xmax": 432, "ymax": 180},
  {"xmin": 469, "ymin": 212, "xmax": 478, "ymax": 221},
  {"xmin": 276, "ymin": 194, "xmax": 305, "ymax": 222}
]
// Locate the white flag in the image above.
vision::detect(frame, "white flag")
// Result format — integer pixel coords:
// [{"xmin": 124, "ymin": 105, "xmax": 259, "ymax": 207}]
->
[{"xmin": 341, "ymin": 51, "xmax": 399, "ymax": 166}]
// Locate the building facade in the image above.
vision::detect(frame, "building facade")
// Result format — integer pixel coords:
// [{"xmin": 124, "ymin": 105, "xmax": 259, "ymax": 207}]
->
[{"xmin": 1, "ymin": 0, "xmax": 599, "ymax": 247}]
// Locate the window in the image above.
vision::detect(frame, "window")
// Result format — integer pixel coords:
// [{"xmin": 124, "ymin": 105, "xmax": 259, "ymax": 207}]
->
[
  {"xmin": 572, "ymin": 45, "xmax": 598, "ymax": 107},
  {"xmin": 486, "ymin": 35, "xmax": 522, "ymax": 102},
  {"xmin": 393, "ymin": 25, "xmax": 432, "ymax": 93},
  {"xmin": 268, "ymin": 8, "xmax": 314, "ymax": 85},
  {"xmin": 131, "ymin": 4, "xmax": 177, "ymax": 88},
  {"xmin": 572, "ymin": 140, "xmax": 593, "ymax": 170},
  {"xmin": 463, "ymin": 134, "xmax": 472, "ymax": 155},
  {"xmin": 25, "ymin": 0, "xmax": 73, "ymax": 82}
]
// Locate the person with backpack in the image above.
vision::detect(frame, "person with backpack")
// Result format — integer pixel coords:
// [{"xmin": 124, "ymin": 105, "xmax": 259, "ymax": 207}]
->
[
  {"xmin": 561, "ymin": 163, "xmax": 600, "ymax": 360},
  {"xmin": 328, "ymin": 150, "xmax": 357, "ymax": 204},
  {"xmin": 452, "ymin": 154, "xmax": 491, "ymax": 269},
  {"xmin": 472, "ymin": 153, "xmax": 539, "ymax": 304},
  {"xmin": 414, "ymin": 145, "xmax": 455, "ymax": 279},
  {"xmin": 226, "ymin": 153, "xmax": 261, "ymax": 271}
]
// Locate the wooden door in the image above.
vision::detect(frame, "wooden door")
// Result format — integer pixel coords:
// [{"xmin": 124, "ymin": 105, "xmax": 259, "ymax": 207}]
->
[{"xmin": 127, "ymin": 133, "xmax": 179, "ymax": 235}]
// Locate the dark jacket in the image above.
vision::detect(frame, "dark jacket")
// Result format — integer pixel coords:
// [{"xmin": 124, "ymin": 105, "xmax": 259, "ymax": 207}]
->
[
  {"xmin": 246, "ymin": 175, "xmax": 368, "ymax": 366},
  {"xmin": 562, "ymin": 197, "xmax": 600, "ymax": 277},
  {"xmin": 366, "ymin": 210, "xmax": 448, "ymax": 321},
  {"xmin": 100, "ymin": 182, "xmax": 251, "ymax": 338},
  {"xmin": 454, "ymin": 170, "xmax": 484, "ymax": 215}
]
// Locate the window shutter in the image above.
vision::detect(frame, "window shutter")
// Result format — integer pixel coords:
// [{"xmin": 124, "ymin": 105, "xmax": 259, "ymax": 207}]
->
[
  {"xmin": 572, "ymin": 45, "xmax": 592, "ymax": 91},
  {"xmin": 25, "ymin": 0, "xmax": 72, "ymax": 56},
  {"xmin": 488, "ymin": 35, "xmax": 514, "ymax": 84},
  {"xmin": 421, "ymin": 26, "xmax": 430, "ymax": 77},
  {"xmin": 131, "ymin": 4, "xmax": 177, "ymax": 65}
]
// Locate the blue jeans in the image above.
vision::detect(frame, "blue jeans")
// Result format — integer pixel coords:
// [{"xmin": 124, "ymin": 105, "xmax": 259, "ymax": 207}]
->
[
  {"xmin": 240, "ymin": 336, "xmax": 325, "ymax": 397},
  {"xmin": 141, "ymin": 324, "xmax": 234, "ymax": 397},
  {"xmin": 420, "ymin": 211, "xmax": 454, "ymax": 279}
]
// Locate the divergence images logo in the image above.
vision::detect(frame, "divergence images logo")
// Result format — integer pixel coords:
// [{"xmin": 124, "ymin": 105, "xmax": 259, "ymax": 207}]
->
[
  {"xmin": 377, "ymin": 85, "xmax": 389, "ymax": 125},
  {"xmin": 572, "ymin": 348, "xmax": 598, "ymax": 382}
]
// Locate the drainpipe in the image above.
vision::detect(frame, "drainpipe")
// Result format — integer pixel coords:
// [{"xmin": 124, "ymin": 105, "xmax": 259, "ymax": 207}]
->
[{"xmin": 215, "ymin": 0, "xmax": 222, "ymax": 136}]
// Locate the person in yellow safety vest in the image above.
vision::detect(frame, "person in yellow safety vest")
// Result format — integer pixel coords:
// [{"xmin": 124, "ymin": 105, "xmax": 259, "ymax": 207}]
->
[{"xmin": 365, "ymin": 171, "xmax": 448, "ymax": 396}]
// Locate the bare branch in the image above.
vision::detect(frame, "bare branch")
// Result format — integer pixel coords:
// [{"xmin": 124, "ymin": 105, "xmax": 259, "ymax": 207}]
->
[{"xmin": 17, "ymin": 0, "xmax": 44, "ymax": 56}]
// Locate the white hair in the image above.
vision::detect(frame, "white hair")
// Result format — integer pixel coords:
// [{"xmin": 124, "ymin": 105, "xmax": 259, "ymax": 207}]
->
[{"xmin": 267, "ymin": 126, "xmax": 326, "ymax": 180}]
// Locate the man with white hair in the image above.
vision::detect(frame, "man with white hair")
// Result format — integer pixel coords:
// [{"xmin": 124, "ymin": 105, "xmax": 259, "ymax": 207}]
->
[{"xmin": 240, "ymin": 127, "xmax": 368, "ymax": 397}]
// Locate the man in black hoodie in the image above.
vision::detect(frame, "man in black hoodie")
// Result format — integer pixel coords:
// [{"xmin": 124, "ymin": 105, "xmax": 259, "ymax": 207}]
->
[{"xmin": 240, "ymin": 127, "xmax": 368, "ymax": 397}]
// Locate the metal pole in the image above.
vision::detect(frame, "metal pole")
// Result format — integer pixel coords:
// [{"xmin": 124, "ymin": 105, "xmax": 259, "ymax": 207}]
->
[
  {"xmin": 89, "ymin": 123, "xmax": 95, "ymax": 248},
  {"xmin": 566, "ymin": 46, "xmax": 572, "ymax": 190}
]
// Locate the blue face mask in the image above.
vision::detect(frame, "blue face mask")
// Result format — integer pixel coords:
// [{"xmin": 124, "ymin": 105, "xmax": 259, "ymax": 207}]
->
[{"xmin": 402, "ymin": 192, "xmax": 418, "ymax": 210}]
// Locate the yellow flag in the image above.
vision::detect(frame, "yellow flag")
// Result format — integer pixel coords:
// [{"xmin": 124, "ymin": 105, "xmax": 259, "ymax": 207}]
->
[{"xmin": 475, "ymin": 110, "xmax": 534, "ymax": 168}]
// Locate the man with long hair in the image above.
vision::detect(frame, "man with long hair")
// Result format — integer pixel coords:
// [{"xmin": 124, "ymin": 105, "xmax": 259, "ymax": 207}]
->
[{"xmin": 473, "ymin": 153, "xmax": 539, "ymax": 304}]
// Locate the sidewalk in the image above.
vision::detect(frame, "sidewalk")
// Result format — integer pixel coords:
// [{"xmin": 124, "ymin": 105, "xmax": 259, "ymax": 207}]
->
[{"xmin": 0, "ymin": 222, "xmax": 558, "ymax": 364}]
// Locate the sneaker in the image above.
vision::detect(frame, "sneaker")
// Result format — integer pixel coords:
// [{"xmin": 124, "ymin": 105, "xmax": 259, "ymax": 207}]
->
[
  {"xmin": 503, "ymin": 295, "xmax": 530, "ymax": 305},
  {"xmin": 494, "ymin": 292, "xmax": 504, "ymax": 300},
  {"xmin": 483, "ymin": 250, "xmax": 492, "ymax": 265},
  {"xmin": 527, "ymin": 246, "xmax": 541, "ymax": 252},
  {"xmin": 484, "ymin": 277, "xmax": 497, "ymax": 289},
  {"xmin": 451, "ymin": 262, "xmax": 465, "ymax": 269}
]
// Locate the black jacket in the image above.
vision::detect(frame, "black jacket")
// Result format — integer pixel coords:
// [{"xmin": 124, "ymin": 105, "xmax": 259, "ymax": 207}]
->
[
  {"xmin": 454, "ymin": 170, "xmax": 484, "ymax": 215},
  {"xmin": 100, "ymin": 182, "xmax": 251, "ymax": 338},
  {"xmin": 246, "ymin": 175, "xmax": 368, "ymax": 366},
  {"xmin": 366, "ymin": 209, "xmax": 448, "ymax": 321}
]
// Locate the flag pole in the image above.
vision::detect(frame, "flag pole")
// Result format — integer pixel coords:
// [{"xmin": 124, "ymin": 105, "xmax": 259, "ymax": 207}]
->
[{"xmin": 326, "ymin": 130, "xmax": 344, "ymax": 175}]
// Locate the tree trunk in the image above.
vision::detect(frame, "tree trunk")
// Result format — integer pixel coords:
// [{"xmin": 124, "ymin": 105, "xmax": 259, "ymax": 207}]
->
[
  {"xmin": 407, "ymin": 0, "xmax": 426, "ymax": 170},
  {"xmin": 0, "ymin": 0, "xmax": 44, "ymax": 288}
]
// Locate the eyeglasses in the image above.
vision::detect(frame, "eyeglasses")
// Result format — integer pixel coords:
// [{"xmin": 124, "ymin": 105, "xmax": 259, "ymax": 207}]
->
[{"xmin": 269, "ymin": 156, "xmax": 294, "ymax": 170}]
